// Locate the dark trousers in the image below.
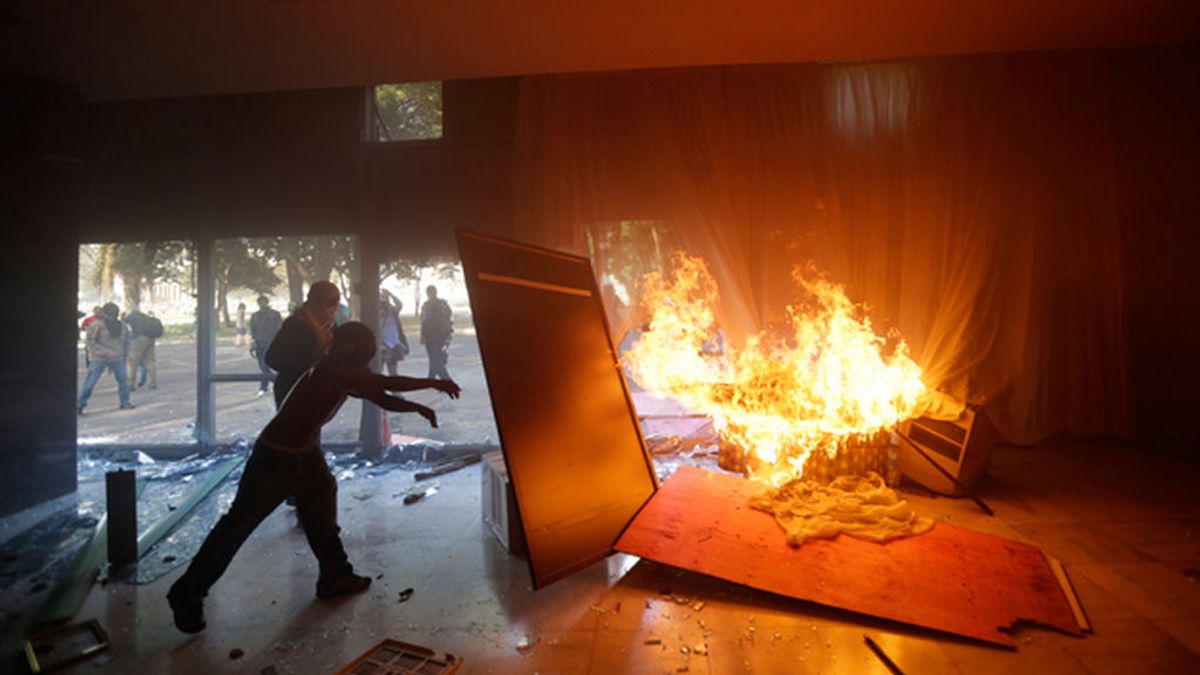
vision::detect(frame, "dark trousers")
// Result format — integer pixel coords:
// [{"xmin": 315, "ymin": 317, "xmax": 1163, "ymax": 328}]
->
[
  {"xmin": 256, "ymin": 349, "xmax": 273, "ymax": 392},
  {"xmin": 425, "ymin": 339, "xmax": 451, "ymax": 380},
  {"xmin": 172, "ymin": 444, "xmax": 351, "ymax": 598}
]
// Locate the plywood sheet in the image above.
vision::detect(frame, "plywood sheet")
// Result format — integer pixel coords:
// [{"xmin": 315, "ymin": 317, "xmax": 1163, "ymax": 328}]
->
[
  {"xmin": 616, "ymin": 466, "xmax": 1081, "ymax": 646},
  {"xmin": 458, "ymin": 231, "xmax": 657, "ymax": 588}
]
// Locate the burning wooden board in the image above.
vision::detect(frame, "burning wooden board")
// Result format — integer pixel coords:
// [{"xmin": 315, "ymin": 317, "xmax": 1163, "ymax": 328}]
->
[{"xmin": 615, "ymin": 466, "xmax": 1081, "ymax": 646}]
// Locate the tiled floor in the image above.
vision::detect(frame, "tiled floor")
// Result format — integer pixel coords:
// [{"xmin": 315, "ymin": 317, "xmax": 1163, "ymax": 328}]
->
[{"xmin": 61, "ymin": 439, "xmax": 1200, "ymax": 673}]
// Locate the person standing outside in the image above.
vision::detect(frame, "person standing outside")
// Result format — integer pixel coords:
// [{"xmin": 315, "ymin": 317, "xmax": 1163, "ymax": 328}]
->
[
  {"xmin": 249, "ymin": 295, "xmax": 283, "ymax": 398},
  {"xmin": 265, "ymin": 280, "xmax": 340, "ymax": 409},
  {"xmin": 378, "ymin": 289, "xmax": 409, "ymax": 376},
  {"xmin": 78, "ymin": 302, "xmax": 134, "ymax": 414},
  {"xmin": 80, "ymin": 305, "xmax": 102, "ymax": 332},
  {"xmin": 419, "ymin": 285, "xmax": 453, "ymax": 381},
  {"xmin": 124, "ymin": 306, "xmax": 162, "ymax": 390},
  {"xmin": 80, "ymin": 305, "xmax": 102, "ymax": 367}
]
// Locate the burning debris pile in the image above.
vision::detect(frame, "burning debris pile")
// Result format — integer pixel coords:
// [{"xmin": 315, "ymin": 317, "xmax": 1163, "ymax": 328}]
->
[
  {"xmin": 624, "ymin": 253, "xmax": 927, "ymax": 486},
  {"xmin": 625, "ymin": 253, "xmax": 932, "ymax": 545}
]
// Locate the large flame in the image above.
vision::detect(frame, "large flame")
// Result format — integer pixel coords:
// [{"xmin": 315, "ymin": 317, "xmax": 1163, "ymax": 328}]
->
[{"xmin": 624, "ymin": 253, "xmax": 926, "ymax": 485}]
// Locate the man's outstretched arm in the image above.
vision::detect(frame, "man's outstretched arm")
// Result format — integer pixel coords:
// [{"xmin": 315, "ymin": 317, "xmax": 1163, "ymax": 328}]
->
[
  {"xmin": 379, "ymin": 375, "xmax": 460, "ymax": 399},
  {"xmin": 332, "ymin": 365, "xmax": 460, "ymax": 400},
  {"xmin": 361, "ymin": 390, "xmax": 439, "ymax": 428}
]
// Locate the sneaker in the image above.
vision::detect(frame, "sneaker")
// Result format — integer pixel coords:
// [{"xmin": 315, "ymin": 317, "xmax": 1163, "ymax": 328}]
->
[
  {"xmin": 316, "ymin": 572, "xmax": 372, "ymax": 600},
  {"xmin": 119, "ymin": 402, "xmax": 135, "ymax": 410},
  {"xmin": 256, "ymin": 390, "xmax": 267, "ymax": 398},
  {"xmin": 167, "ymin": 584, "xmax": 206, "ymax": 634},
  {"xmin": 77, "ymin": 406, "xmax": 85, "ymax": 416}
]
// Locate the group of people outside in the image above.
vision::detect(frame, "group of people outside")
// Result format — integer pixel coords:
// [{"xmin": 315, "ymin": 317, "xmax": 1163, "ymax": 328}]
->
[
  {"xmin": 77, "ymin": 303, "xmax": 164, "ymax": 414},
  {"xmin": 77, "ymin": 282, "xmax": 456, "ymax": 414}
]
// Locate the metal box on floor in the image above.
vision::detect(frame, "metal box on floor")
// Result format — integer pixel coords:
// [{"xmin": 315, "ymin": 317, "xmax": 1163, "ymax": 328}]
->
[
  {"xmin": 480, "ymin": 451, "xmax": 525, "ymax": 554},
  {"xmin": 898, "ymin": 405, "xmax": 995, "ymax": 495}
]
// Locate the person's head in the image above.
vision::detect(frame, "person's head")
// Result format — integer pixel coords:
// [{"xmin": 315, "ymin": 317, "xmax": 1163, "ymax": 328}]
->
[
  {"xmin": 257, "ymin": 295, "xmax": 271, "ymax": 309},
  {"xmin": 425, "ymin": 285, "xmax": 438, "ymax": 300},
  {"xmin": 330, "ymin": 322, "xmax": 376, "ymax": 367},
  {"xmin": 91, "ymin": 305, "xmax": 103, "ymax": 317},
  {"xmin": 102, "ymin": 302, "xmax": 119, "ymax": 318},
  {"xmin": 237, "ymin": 301, "xmax": 246, "ymax": 311},
  {"xmin": 305, "ymin": 280, "xmax": 341, "ymax": 325}
]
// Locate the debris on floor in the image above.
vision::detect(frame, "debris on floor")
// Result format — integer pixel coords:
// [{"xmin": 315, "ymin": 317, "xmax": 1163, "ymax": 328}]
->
[
  {"xmin": 334, "ymin": 638, "xmax": 462, "ymax": 674},
  {"xmin": 401, "ymin": 481, "xmax": 439, "ymax": 505},
  {"xmin": 22, "ymin": 619, "xmax": 111, "ymax": 673},
  {"xmin": 414, "ymin": 453, "xmax": 482, "ymax": 481},
  {"xmin": 515, "ymin": 634, "xmax": 539, "ymax": 654}
]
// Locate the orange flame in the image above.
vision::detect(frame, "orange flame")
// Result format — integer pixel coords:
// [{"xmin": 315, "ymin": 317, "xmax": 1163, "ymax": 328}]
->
[{"xmin": 625, "ymin": 253, "xmax": 926, "ymax": 485}]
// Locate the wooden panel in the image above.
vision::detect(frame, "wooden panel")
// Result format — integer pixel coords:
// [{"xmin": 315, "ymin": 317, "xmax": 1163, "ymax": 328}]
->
[
  {"xmin": 458, "ymin": 231, "xmax": 657, "ymax": 588},
  {"xmin": 616, "ymin": 466, "xmax": 1081, "ymax": 646}
]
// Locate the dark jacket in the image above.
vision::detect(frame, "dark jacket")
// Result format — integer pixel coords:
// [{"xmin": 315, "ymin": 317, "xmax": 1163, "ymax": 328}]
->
[
  {"xmin": 250, "ymin": 307, "xmax": 283, "ymax": 348},
  {"xmin": 264, "ymin": 312, "xmax": 325, "ymax": 408}
]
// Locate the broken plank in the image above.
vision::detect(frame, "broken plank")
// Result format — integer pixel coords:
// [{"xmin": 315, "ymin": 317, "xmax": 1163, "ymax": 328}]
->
[{"xmin": 615, "ymin": 466, "xmax": 1081, "ymax": 646}]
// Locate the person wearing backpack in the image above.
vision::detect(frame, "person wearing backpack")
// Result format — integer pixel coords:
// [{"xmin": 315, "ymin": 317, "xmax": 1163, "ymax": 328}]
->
[
  {"xmin": 125, "ymin": 307, "xmax": 162, "ymax": 390},
  {"xmin": 419, "ymin": 285, "xmax": 454, "ymax": 381},
  {"xmin": 78, "ymin": 302, "xmax": 134, "ymax": 413}
]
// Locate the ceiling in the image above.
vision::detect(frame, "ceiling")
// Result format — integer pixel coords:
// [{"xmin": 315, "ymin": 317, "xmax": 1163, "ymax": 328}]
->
[{"xmin": 3, "ymin": 0, "xmax": 1198, "ymax": 100}]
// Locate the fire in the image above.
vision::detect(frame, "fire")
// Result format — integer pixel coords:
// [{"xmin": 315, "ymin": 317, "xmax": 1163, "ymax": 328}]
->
[{"xmin": 624, "ymin": 253, "xmax": 926, "ymax": 485}]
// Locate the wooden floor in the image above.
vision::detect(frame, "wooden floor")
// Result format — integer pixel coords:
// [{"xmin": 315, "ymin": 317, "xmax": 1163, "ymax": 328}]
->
[
  {"xmin": 50, "ymin": 439, "xmax": 1200, "ymax": 674},
  {"xmin": 616, "ymin": 466, "xmax": 1081, "ymax": 646}
]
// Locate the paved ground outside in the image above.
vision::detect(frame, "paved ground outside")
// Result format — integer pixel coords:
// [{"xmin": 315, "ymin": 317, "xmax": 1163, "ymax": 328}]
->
[{"xmin": 76, "ymin": 316, "xmax": 499, "ymax": 447}]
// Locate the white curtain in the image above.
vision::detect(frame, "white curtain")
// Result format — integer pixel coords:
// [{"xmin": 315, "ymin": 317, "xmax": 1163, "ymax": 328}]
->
[{"xmin": 514, "ymin": 52, "xmax": 1131, "ymax": 444}]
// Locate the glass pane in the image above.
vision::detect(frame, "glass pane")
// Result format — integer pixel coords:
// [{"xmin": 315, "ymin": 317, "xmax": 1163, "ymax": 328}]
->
[
  {"xmin": 212, "ymin": 235, "xmax": 361, "ymax": 443},
  {"xmin": 77, "ymin": 241, "xmax": 196, "ymax": 445},
  {"xmin": 379, "ymin": 257, "xmax": 498, "ymax": 446},
  {"xmin": 371, "ymin": 82, "xmax": 443, "ymax": 142}
]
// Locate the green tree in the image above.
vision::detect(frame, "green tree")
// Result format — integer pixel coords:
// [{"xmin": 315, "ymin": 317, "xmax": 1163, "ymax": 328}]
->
[
  {"xmin": 380, "ymin": 257, "xmax": 459, "ymax": 317},
  {"xmin": 372, "ymin": 82, "xmax": 443, "ymax": 141},
  {"xmin": 90, "ymin": 241, "xmax": 190, "ymax": 310},
  {"xmin": 249, "ymin": 235, "xmax": 357, "ymax": 313},
  {"xmin": 214, "ymin": 239, "xmax": 280, "ymax": 327}
]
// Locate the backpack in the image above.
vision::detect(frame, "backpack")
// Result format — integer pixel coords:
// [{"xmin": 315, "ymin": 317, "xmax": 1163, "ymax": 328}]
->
[{"xmin": 146, "ymin": 316, "xmax": 165, "ymax": 339}]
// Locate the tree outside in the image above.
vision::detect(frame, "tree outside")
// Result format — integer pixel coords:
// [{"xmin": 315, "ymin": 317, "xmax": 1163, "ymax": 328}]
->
[{"xmin": 371, "ymin": 82, "xmax": 443, "ymax": 142}]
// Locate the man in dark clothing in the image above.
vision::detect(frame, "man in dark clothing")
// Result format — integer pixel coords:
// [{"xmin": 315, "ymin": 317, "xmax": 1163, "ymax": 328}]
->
[
  {"xmin": 249, "ymin": 295, "xmax": 283, "ymax": 397},
  {"xmin": 265, "ymin": 281, "xmax": 340, "ymax": 409},
  {"xmin": 124, "ymin": 307, "xmax": 160, "ymax": 390},
  {"xmin": 167, "ymin": 321, "xmax": 460, "ymax": 634},
  {"xmin": 419, "ymin": 285, "xmax": 453, "ymax": 381}
]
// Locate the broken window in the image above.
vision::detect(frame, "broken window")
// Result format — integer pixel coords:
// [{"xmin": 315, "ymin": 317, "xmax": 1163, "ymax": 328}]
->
[{"xmin": 378, "ymin": 255, "xmax": 498, "ymax": 449}]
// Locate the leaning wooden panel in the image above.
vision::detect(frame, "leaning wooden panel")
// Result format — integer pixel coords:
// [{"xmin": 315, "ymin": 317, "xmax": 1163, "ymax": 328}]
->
[
  {"xmin": 616, "ymin": 466, "xmax": 1081, "ymax": 646},
  {"xmin": 458, "ymin": 231, "xmax": 657, "ymax": 588}
]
